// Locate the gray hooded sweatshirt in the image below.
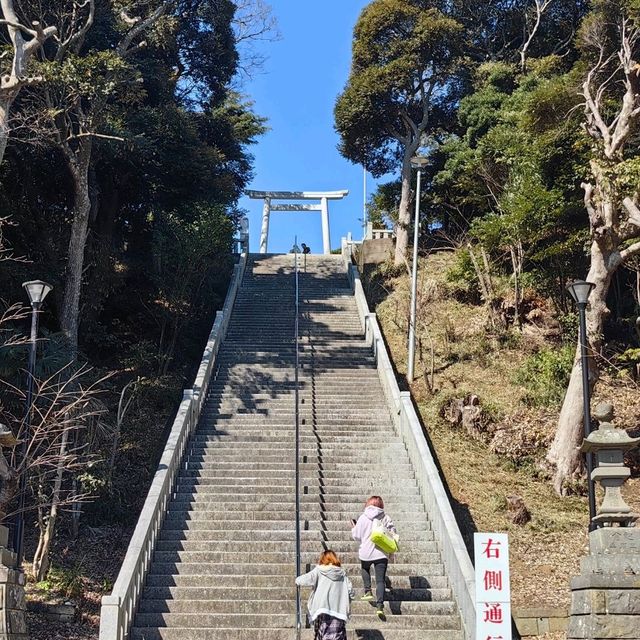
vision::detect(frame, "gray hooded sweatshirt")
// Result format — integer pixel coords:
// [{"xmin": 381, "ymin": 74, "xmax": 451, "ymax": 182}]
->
[{"xmin": 295, "ymin": 565, "xmax": 354, "ymax": 622}]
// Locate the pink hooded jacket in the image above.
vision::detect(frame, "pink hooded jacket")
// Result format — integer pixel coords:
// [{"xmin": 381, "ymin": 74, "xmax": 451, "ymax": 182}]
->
[{"xmin": 351, "ymin": 505, "xmax": 396, "ymax": 561}]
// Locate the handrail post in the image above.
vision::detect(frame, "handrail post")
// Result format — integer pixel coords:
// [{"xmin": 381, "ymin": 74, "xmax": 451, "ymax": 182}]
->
[
  {"xmin": 99, "ymin": 596, "xmax": 121, "ymax": 640},
  {"xmin": 293, "ymin": 242, "xmax": 302, "ymax": 632}
]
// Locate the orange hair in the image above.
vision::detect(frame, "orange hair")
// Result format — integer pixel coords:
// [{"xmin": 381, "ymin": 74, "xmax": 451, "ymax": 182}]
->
[
  {"xmin": 318, "ymin": 550, "xmax": 341, "ymax": 567},
  {"xmin": 366, "ymin": 495, "xmax": 384, "ymax": 508}
]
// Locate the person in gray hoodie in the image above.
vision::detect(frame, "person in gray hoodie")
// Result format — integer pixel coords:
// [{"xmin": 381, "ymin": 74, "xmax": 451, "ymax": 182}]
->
[
  {"xmin": 351, "ymin": 495, "xmax": 397, "ymax": 619},
  {"xmin": 295, "ymin": 549, "xmax": 354, "ymax": 640}
]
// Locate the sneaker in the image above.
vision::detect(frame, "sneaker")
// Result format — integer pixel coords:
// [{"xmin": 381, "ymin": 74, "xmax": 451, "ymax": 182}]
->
[
  {"xmin": 376, "ymin": 608, "xmax": 386, "ymax": 621},
  {"xmin": 360, "ymin": 592, "xmax": 374, "ymax": 601}
]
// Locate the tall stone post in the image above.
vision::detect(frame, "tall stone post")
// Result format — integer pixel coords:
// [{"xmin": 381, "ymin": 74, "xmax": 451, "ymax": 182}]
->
[
  {"xmin": 320, "ymin": 197, "xmax": 331, "ymax": 255},
  {"xmin": 260, "ymin": 197, "xmax": 271, "ymax": 254},
  {"xmin": 568, "ymin": 403, "xmax": 640, "ymax": 640},
  {"xmin": 0, "ymin": 427, "xmax": 27, "ymax": 640},
  {"xmin": 0, "ymin": 526, "xmax": 27, "ymax": 640}
]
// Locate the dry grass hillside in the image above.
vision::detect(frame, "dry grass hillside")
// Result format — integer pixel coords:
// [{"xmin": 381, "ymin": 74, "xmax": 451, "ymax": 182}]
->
[{"xmin": 362, "ymin": 250, "xmax": 640, "ymax": 614}]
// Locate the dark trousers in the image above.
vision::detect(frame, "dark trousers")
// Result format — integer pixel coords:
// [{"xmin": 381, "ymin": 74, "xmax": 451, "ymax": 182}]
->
[{"xmin": 360, "ymin": 558, "xmax": 388, "ymax": 607}]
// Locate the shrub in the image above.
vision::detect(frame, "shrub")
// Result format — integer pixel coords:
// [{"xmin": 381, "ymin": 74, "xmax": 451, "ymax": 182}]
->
[
  {"xmin": 445, "ymin": 249, "xmax": 477, "ymax": 297},
  {"xmin": 515, "ymin": 344, "xmax": 574, "ymax": 406}
]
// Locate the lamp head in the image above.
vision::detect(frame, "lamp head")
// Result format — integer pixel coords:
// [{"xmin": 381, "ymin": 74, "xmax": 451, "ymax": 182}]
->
[
  {"xmin": 567, "ymin": 280, "xmax": 595, "ymax": 305},
  {"xmin": 22, "ymin": 280, "xmax": 53, "ymax": 307},
  {"xmin": 411, "ymin": 155, "xmax": 429, "ymax": 170}
]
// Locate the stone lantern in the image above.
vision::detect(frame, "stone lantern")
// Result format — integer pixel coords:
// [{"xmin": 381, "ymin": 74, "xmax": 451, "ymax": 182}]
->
[
  {"xmin": 568, "ymin": 402, "xmax": 640, "ymax": 640},
  {"xmin": 581, "ymin": 402, "xmax": 639, "ymax": 527}
]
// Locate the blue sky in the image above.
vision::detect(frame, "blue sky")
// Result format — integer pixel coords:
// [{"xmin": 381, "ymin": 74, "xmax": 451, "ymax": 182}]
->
[{"xmin": 238, "ymin": 1, "xmax": 380, "ymax": 254}]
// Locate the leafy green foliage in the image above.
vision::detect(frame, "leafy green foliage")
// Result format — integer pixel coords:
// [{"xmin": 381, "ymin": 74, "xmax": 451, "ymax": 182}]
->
[
  {"xmin": 366, "ymin": 181, "xmax": 401, "ymax": 228},
  {"xmin": 445, "ymin": 249, "xmax": 478, "ymax": 297},
  {"xmin": 515, "ymin": 345, "xmax": 576, "ymax": 406},
  {"xmin": 335, "ymin": 0, "xmax": 464, "ymax": 175},
  {"xmin": 0, "ymin": 0, "xmax": 267, "ymax": 549}
]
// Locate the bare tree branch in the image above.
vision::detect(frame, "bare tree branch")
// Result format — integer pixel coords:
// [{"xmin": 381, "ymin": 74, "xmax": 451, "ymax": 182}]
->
[
  {"xmin": 117, "ymin": 1, "xmax": 174, "ymax": 57},
  {"xmin": 520, "ymin": 0, "xmax": 553, "ymax": 72},
  {"xmin": 623, "ymin": 197, "xmax": 640, "ymax": 228}
]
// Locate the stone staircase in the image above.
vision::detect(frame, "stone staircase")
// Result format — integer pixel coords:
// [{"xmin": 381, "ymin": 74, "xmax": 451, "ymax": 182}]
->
[{"xmin": 130, "ymin": 254, "xmax": 464, "ymax": 640}]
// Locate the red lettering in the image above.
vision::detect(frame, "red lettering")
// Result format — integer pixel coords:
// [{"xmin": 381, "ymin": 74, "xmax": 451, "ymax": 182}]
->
[
  {"xmin": 482, "ymin": 538, "xmax": 502, "ymax": 559},
  {"xmin": 484, "ymin": 570, "xmax": 503, "ymax": 591},
  {"xmin": 483, "ymin": 603, "xmax": 504, "ymax": 624}
]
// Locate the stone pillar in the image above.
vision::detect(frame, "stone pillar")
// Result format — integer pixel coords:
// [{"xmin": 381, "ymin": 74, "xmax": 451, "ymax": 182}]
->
[
  {"xmin": 568, "ymin": 403, "xmax": 640, "ymax": 640},
  {"xmin": 260, "ymin": 197, "xmax": 271, "ymax": 254},
  {"xmin": 0, "ymin": 526, "xmax": 27, "ymax": 640},
  {"xmin": 568, "ymin": 528, "xmax": 640, "ymax": 639},
  {"xmin": 239, "ymin": 215, "xmax": 249, "ymax": 253},
  {"xmin": 320, "ymin": 197, "xmax": 331, "ymax": 255}
]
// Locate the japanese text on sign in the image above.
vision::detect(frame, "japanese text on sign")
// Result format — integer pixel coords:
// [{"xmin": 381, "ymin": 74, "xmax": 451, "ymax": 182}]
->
[{"xmin": 474, "ymin": 533, "xmax": 511, "ymax": 640}]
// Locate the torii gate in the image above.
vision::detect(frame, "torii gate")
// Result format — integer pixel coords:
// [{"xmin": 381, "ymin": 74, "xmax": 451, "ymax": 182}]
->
[{"xmin": 246, "ymin": 190, "xmax": 349, "ymax": 255}]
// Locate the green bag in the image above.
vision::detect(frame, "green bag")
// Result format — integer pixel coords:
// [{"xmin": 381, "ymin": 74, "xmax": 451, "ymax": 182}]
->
[{"xmin": 370, "ymin": 518, "xmax": 398, "ymax": 554}]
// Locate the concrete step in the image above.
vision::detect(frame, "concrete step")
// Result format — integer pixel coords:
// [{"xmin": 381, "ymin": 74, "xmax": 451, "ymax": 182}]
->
[
  {"xmin": 183, "ymin": 454, "xmax": 408, "ymax": 464},
  {"xmin": 200, "ymin": 415, "xmax": 392, "ymax": 424},
  {"xmin": 144, "ymin": 573, "xmax": 451, "ymax": 590},
  {"xmin": 154, "ymin": 540, "xmax": 439, "ymax": 553},
  {"xmin": 208, "ymin": 382, "xmax": 384, "ymax": 391},
  {"xmin": 190, "ymin": 430, "xmax": 399, "ymax": 439},
  {"xmin": 173, "ymin": 480, "xmax": 419, "ymax": 493},
  {"xmin": 205, "ymin": 396, "xmax": 386, "ymax": 404},
  {"xmin": 168, "ymin": 493, "xmax": 421, "ymax": 506},
  {"xmin": 184, "ymin": 447, "xmax": 407, "ymax": 458},
  {"xmin": 204, "ymin": 400, "xmax": 388, "ymax": 409},
  {"xmin": 215, "ymin": 357, "xmax": 375, "ymax": 366},
  {"xmin": 176, "ymin": 470, "xmax": 417, "ymax": 481},
  {"xmin": 167, "ymin": 494, "xmax": 423, "ymax": 508},
  {"xmin": 177, "ymin": 461, "xmax": 413, "ymax": 472},
  {"xmin": 151, "ymin": 551, "xmax": 442, "ymax": 566},
  {"xmin": 158, "ymin": 529, "xmax": 435, "ymax": 543},
  {"xmin": 160, "ymin": 516, "xmax": 429, "ymax": 530},
  {"xmin": 171, "ymin": 482, "xmax": 416, "ymax": 495},
  {"xmin": 131, "ymin": 629, "xmax": 463, "ymax": 640},
  {"xmin": 186, "ymin": 442, "xmax": 405, "ymax": 452},
  {"xmin": 161, "ymin": 511, "xmax": 427, "ymax": 526},
  {"xmin": 167, "ymin": 501, "xmax": 425, "ymax": 516},
  {"xmin": 146, "ymin": 563, "xmax": 445, "ymax": 577},
  {"xmin": 137, "ymin": 599, "xmax": 456, "ymax": 616},
  {"xmin": 140, "ymin": 586, "xmax": 453, "ymax": 603},
  {"xmin": 133, "ymin": 612, "xmax": 460, "ymax": 630},
  {"xmin": 190, "ymin": 435, "xmax": 399, "ymax": 443}
]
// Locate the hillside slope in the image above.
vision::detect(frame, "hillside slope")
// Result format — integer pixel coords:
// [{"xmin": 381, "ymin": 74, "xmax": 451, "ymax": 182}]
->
[{"xmin": 363, "ymin": 250, "xmax": 640, "ymax": 614}]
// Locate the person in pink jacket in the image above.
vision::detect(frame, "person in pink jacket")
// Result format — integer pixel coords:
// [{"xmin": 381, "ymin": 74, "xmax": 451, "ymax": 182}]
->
[{"xmin": 350, "ymin": 495, "xmax": 396, "ymax": 620}]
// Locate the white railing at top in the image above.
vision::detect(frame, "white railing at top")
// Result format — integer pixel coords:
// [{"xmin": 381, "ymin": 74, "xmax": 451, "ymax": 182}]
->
[
  {"xmin": 364, "ymin": 221, "xmax": 394, "ymax": 240},
  {"xmin": 98, "ymin": 253, "xmax": 248, "ymax": 640},
  {"xmin": 341, "ymin": 242, "xmax": 477, "ymax": 640}
]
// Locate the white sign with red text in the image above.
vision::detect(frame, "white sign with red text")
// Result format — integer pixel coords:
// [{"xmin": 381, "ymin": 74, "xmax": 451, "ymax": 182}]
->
[{"xmin": 474, "ymin": 532, "xmax": 512, "ymax": 640}]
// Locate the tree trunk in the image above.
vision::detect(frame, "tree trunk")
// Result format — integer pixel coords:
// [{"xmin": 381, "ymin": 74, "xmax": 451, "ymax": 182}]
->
[
  {"xmin": 394, "ymin": 156, "xmax": 413, "ymax": 266},
  {"xmin": 0, "ymin": 96, "xmax": 15, "ymax": 165},
  {"xmin": 32, "ymin": 427, "xmax": 70, "ymax": 581},
  {"xmin": 547, "ymin": 239, "xmax": 612, "ymax": 494},
  {"xmin": 84, "ymin": 176, "xmax": 119, "ymax": 326},
  {"xmin": 60, "ymin": 141, "xmax": 93, "ymax": 355}
]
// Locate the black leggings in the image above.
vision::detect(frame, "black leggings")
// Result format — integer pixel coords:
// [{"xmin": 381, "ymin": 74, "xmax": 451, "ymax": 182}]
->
[{"xmin": 360, "ymin": 558, "xmax": 388, "ymax": 607}]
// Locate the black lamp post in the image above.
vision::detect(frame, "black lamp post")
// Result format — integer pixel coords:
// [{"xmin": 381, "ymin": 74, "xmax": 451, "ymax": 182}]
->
[
  {"xmin": 566, "ymin": 279, "xmax": 597, "ymax": 532},
  {"xmin": 15, "ymin": 280, "xmax": 52, "ymax": 566}
]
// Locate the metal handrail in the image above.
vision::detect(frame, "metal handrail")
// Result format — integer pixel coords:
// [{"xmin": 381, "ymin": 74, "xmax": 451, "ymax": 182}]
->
[{"xmin": 293, "ymin": 243, "xmax": 303, "ymax": 633}]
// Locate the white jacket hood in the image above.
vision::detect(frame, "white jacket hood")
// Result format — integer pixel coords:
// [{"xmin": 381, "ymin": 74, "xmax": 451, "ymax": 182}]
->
[{"xmin": 364, "ymin": 505, "xmax": 384, "ymax": 520}]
